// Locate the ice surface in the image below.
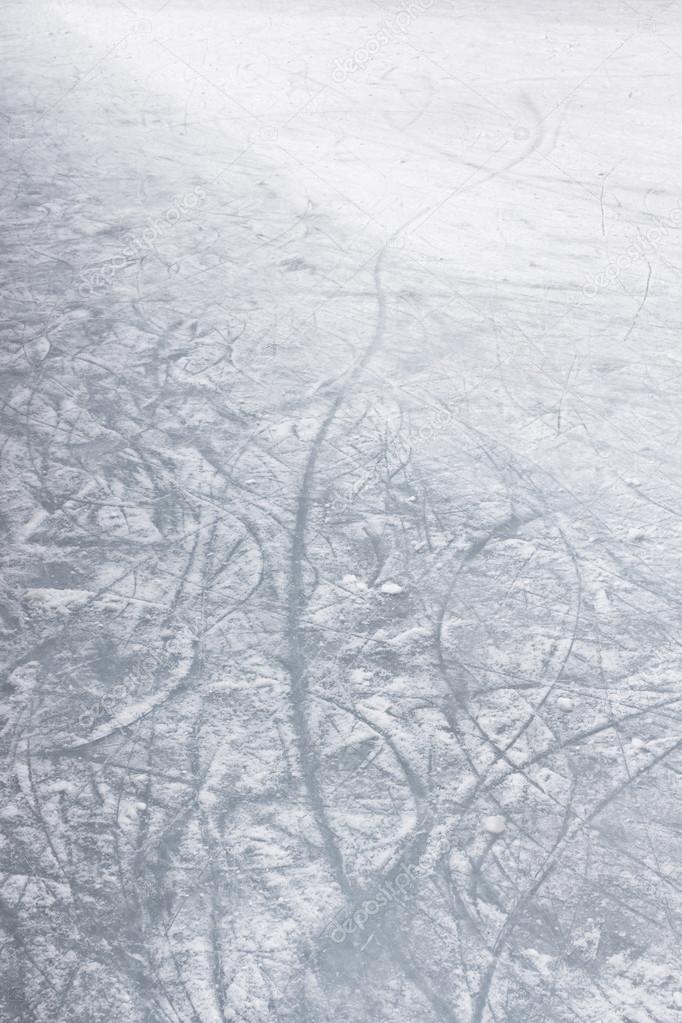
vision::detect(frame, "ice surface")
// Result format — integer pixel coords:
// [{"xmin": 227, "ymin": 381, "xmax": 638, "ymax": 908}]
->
[{"xmin": 1, "ymin": 1, "xmax": 681, "ymax": 1021}]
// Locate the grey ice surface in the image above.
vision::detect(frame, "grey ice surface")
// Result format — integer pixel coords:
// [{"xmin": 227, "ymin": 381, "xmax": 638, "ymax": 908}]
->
[{"xmin": 1, "ymin": 1, "xmax": 682, "ymax": 1020}]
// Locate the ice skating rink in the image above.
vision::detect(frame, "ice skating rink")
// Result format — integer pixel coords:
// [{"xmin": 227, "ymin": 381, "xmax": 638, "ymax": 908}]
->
[{"xmin": 2, "ymin": 2, "xmax": 681, "ymax": 1021}]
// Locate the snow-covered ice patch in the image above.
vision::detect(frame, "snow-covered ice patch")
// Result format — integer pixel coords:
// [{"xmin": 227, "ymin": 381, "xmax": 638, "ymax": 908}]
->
[
  {"xmin": 379, "ymin": 581, "xmax": 404, "ymax": 595},
  {"xmin": 483, "ymin": 815, "xmax": 506, "ymax": 835},
  {"xmin": 24, "ymin": 588, "xmax": 91, "ymax": 613}
]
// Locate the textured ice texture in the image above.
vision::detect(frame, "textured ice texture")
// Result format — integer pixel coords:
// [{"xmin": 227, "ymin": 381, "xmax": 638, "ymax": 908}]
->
[{"xmin": 1, "ymin": 2, "xmax": 681, "ymax": 1021}]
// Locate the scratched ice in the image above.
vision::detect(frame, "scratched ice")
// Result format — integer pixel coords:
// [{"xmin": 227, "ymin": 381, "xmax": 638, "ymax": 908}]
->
[{"xmin": 1, "ymin": 2, "xmax": 681, "ymax": 1021}]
